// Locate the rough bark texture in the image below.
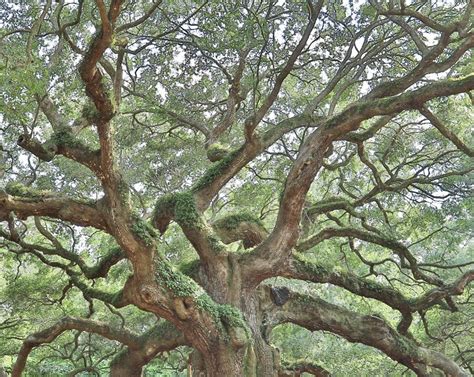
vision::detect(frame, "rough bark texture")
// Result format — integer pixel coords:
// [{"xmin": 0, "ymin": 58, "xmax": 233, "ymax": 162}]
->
[{"xmin": 3, "ymin": 1, "xmax": 474, "ymax": 376}]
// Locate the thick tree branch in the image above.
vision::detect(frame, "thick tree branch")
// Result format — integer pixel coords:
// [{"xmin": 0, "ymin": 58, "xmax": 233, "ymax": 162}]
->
[
  {"xmin": 0, "ymin": 187, "xmax": 108, "ymax": 231},
  {"xmin": 110, "ymin": 320, "xmax": 187, "ymax": 375},
  {"xmin": 240, "ymin": 74, "xmax": 474, "ymax": 286},
  {"xmin": 265, "ymin": 287, "xmax": 470, "ymax": 377},
  {"xmin": 79, "ymin": 0, "xmax": 122, "ymax": 122},
  {"xmin": 283, "ymin": 254, "xmax": 474, "ymax": 331},
  {"xmin": 12, "ymin": 317, "xmax": 142, "ymax": 377},
  {"xmin": 79, "ymin": 0, "xmax": 123, "ymax": 181},
  {"xmin": 279, "ymin": 360, "xmax": 330, "ymax": 377}
]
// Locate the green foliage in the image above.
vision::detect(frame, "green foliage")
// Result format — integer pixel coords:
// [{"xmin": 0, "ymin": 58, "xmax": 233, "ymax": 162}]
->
[
  {"xmin": 156, "ymin": 262, "xmax": 200, "ymax": 297},
  {"xmin": 5, "ymin": 182, "xmax": 47, "ymax": 198},
  {"xmin": 195, "ymin": 294, "xmax": 249, "ymax": 334},
  {"xmin": 293, "ymin": 253, "xmax": 330, "ymax": 276},
  {"xmin": 0, "ymin": 0, "xmax": 473, "ymax": 375}
]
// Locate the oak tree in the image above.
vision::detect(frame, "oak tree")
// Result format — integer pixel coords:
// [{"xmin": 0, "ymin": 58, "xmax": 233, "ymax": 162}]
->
[{"xmin": 1, "ymin": 0, "xmax": 473, "ymax": 375}]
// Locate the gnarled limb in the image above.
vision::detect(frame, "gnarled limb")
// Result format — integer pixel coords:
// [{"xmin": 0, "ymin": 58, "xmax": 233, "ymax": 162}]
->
[
  {"xmin": 283, "ymin": 254, "xmax": 474, "ymax": 332},
  {"xmin": 0, "ymin": 188, "xmax": 108, "ymax": 231},
  {"xmin": 12, "ymin": 316, "xmax": 141, "ymax": 377},
  {"xmin": 265, "ymin": 286, "xmax": 470, "ymax": 377},
  {"xmin": 279, "ymin": 361, "xmax": 330, "ymax": 377},
  {"xmin": 79, "ymin": 0, "xmax": 122, "ymax": 123},
  {"xmin": 240, "ymin": 73, "xmax": 474, "ymax": 288},
  {"xmin": 110, "ymin": 320, "xmax": 187, "ymax": 377}
]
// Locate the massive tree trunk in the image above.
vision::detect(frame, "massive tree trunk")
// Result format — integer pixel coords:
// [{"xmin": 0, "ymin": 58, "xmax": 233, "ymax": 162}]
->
[
  {"xmin": 3, "ymin": 0, "xmax": 474, "ymax": 376},
  {"xmin": 167, "ymin": 259, "xmax": 280, "ymax": 377}
]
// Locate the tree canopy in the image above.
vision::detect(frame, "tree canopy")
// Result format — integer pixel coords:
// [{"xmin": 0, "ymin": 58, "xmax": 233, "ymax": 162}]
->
[{"xmin": 0, "ymin": 0, "xmax": 473, "ymax": 376}]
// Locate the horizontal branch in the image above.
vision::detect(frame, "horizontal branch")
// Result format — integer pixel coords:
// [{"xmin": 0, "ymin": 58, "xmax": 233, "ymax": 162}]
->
[
  {"xmin": 18, "ymin": 133, "xmax": 101, "ymax": 173},
  {"xmin": 12, "ymin": 316, "xmax": 141, "ymax": 377},
  {"xmin": 0, "ymin": 186, "xmax": 108, "ymax": 231},
  {"xmin": 110, "ymin": 320, "xmax": 187, "ymax": 375},
  {"xmin": 279, "ymin": 360, "xmax": 330, "ymax": 377},
  {"xmin": 266, "ymin": 286, "xmax": 469, "ymax": 377},
  {"xmin": 296, "ymin": 226, "xmax": 442, "ymax": 286},
  {"xmin": 283, "ymin": 254, "xmax": 474, "ymax": 331}
]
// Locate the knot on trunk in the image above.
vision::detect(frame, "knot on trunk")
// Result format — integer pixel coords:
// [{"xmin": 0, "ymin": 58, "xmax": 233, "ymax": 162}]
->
[
  {"xmin": 139, "ymin": 285, "xmax": 158, "ymax": 304},
  {"xmin": 229, "ymin": 326, "xmax": 248, "ymax": 349},
  {"xmin": 173, "ymin": 297, "xmax": 194, "ymax": 320}
]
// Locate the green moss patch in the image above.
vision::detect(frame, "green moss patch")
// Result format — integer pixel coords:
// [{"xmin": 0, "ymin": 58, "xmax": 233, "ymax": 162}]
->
[
  {"xmin": 192, "ymin": 148, "xmax": 242, "ymax": 192},
  {"xmin": 213, "ymin": 212, "xmax": 263, "ymax": 230},
  {"xmin": 5, "ymin": 182, "xmax": 48, "ymax": 199},
  {"xmin": 206, "ymin": 142, "xmax": 230, "ymax": 162},
  {"xmin": 156, "ymin": 262, "xmax": 200, "ymax": 297},
  {"xmin": 131, "ymin": 216, "xmax": 158, "ymax": 246},
  {"xmin": 153, "ymin": 191, "xmax": 202, "ymax": 229},
  {"xmin": 195, "ymin": 294, "xmax": 249, "ymax": 334}
]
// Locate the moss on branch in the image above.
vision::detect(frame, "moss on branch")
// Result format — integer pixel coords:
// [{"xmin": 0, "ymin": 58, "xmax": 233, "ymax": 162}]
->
[
  {"xmin": 131, "ymin": 216, "xmax": 158, "ymax": 246},
  {"xmin": 213, "ymin": 213, "xmax": 263, "ymax": 230},
  {"xmin": 153, "ymin": 191, "xmax": 202, "ymax": 230},
  {"xmin": 156, "ymin": 262, "xmax": 200, "ymax": 297},
  {"xmin": 5, "ymin": 182, "xmax": 49, "ymax": 199},
  {"xmin": 192, "ymin": 148, "xmax": 242, "ymax": 192},
  {"xmin": 195, "ymin": 294, "xmax": 250, "ymax": 336},
  {"xmin": 50, "ymin": 127, "xmax": 95, "ymax": 153},
  {"xmin": 206, "ymin": 142, "xmax": 230, "ymax": 162},
  {"xmin": 156, "ymin": 262, "xmax": 249, "ymax": 339}
]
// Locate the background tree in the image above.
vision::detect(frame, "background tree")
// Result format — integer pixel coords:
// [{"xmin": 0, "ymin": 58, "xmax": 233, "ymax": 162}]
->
[{"xmin": 0, "ymin": 0, "xmax": 473, "ymax": 375}]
